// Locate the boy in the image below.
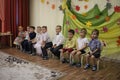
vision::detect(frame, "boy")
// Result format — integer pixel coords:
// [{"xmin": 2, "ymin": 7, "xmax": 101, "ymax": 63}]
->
[
  {"xmin": 34, "ymin": 26, "xmax": 43, "ymax": 56},
  {"xmin": 28, "ymin": 26, "xmax": 36, "ymax": 55},
  {"xmin": 21, "ymin": 26, "xmax": 30, "ymax": 52},
  {"xmin": 60, "ymin": 29, "xmax": 76, "ymax": 63},
  {"xmin": 84, "ymin": 29, "xmax": 101, "ymax": 71},
  {"xmin": 70, "ymin": 28, "xmax": 89, "ymax": 67},
  {"xmin": 41, "ymin": 26, "xmax": 52, "ymax": 60},
  {"xmin": 50, "ymin": 25, "xmax": 64, "ymax": 59}
]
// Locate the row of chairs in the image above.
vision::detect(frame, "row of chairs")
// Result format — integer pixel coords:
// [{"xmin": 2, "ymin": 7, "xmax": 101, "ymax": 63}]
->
[{"xmin": 47, "ymin": 49, "xmax": 104, "ymax": 71}]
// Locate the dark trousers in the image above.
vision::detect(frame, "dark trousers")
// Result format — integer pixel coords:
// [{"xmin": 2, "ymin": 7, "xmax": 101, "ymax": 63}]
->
[
  {"xmin": 21, "ymin": 40, "xmax": 29, "ymax": 51},
  {"xmin": 50, "ymin": 44, "xmax": 63, "ymax": 58},
  {"xmin": 28, "ymin": 41, "xmax": 36, "ymax": 54},
  {"xmin": 41, "ymin": 42, "xmax": 53, "ymax": 57}
]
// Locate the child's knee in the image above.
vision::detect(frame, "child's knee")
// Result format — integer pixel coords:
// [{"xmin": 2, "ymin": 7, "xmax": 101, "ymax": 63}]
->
[
  {"xmin": 76, "ymin": 51, "xmax": 81, "ymax": 56},
  {"xmin": 86, "ymin": 54, "xmax": 90, "ymax": 57},
  {"xmin": 91, "ymin": 55, "xmax": 95, "ymax": 59}
]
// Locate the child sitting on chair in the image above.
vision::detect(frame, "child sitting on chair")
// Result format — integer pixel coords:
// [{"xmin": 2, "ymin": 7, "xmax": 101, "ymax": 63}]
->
[
  {"xmin": 21, "ymin": 26, "xmax": 30, "ymax": 52},
  {"xmin": 34, "ymin": 26, "xmax": 43, "ymax": 56},
  {"xmin": 41, "ymin": 26, "xmax": 52, "ymax": 60},
  {"xmin": 60, "ymin": 29, "xmax": 76, "ymax": 63},
  {"xmin": 28, "ymin": 26, "xmax": 36, "ymax": 55},
  {"xmin": 13, "ymin": 26, "xmax": 25, "ymax": 50},
  {"xmin": 70, "ymin": 28, "xmax": 89, "ymax": 67},
  {"xmin": 84, "ymin": 29, "xmax": 101, "ymax": 71},
  {"xmin": 50, "ymin": 25, "xmax": 64, "ymax": 59}
]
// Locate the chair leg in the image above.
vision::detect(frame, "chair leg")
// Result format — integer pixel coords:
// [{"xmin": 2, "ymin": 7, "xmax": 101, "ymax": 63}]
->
[
  {"xmin": 81, "ymin": 55, "xmax": 84, "ymax": 67},
  {"xmin": 97, "ymin": 60, "xmax": 100, "ymax": 71}
]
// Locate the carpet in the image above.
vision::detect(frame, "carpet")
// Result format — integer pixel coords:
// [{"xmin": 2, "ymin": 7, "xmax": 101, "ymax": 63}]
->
[{"xmin": 0, "ymin": 51, "xmax": 64, "ymax": 80}]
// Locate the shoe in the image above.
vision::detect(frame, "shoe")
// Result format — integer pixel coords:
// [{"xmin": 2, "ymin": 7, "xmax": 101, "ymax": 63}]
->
[
  {"xmin": 61, "ymin": 58, "xmax": 66, "ymax": 63},
  {"xmin": 43, "ymin": 56, "xmax": 49, "ymax": 60},
  {"xmin": 70, "ymin": 63, "xmax": 76, "ymax": 66},
  {"xmin": 84, "ymin": 64, "xmax": 90, "ymax": 70},
  {"xmin": 66, "ymin": 59, "xmax": 69, "ymax": 63},
  {"xmin": 92, "ymin": 65, "xmax": 97, "ymax": 71},
  {"xmin": 76, "ymin": 63, "xmax": 81, "ymax": 67},
  {"xmin": 27, "ymin": 51, "xmax": 32, "ymax": 54},
  {"xmin": 31, "ymin": 53, "xmax": 36, "ymax": 56}
]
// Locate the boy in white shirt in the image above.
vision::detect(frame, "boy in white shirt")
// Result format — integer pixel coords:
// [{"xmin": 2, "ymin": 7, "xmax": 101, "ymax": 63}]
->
[
  {"xmin": 41, "ymin": 26, "xmax": 52, "ymax": 60},
  {"xmin": 70, "ymin": 28, "xmax": 89, "ymax": 67},
  {"xmin": 50, "ymin": 25, "xmax": 64, "ymax": 59}
]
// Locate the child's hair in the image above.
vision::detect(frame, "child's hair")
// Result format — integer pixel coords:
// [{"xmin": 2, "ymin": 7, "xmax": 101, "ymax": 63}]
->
[
  {"xmin": 92, "ymin": 29, "xmax": 99, "ymax": 36},
  {"xmin": 29, "ymin": 26, "xmax": 35, "ymax": 30},
  {"xmin": 68, "ymin": 29, "xmax": 75, "ymax": 35},
  {"xmin": 80, "ymin": 28, "xmax": 87, "ymax": 34},
  {"xmin": 37, "ymin": 26, "xmax": 41, "ymax": 28},
  {"xmin": 42, "ymin": 26, "xmax": 47, "ymax": 29},
  {"xmin": 56, "ymin": 25, "xmax": 61, "ymax": 29}
]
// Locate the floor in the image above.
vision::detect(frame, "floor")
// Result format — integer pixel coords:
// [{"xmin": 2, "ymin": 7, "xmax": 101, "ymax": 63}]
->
[{"xmin": 0, "ymin": 48, "xmax": 120, "ymax": 80}]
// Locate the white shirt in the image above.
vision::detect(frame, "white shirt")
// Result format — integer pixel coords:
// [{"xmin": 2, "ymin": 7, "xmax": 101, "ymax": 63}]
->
[
  {"xmin": 36, "ymin": 33, "xmax": 43, "ymax": 43},
  {"xmin": 77, "ymin": 37, "xmax": 89, "ymax": 50},
  {"xmin": 25, "ymin": 31, "xmax": 29, "ymax": 40},
  {"xmin": 42, "ymin": 32, "xmax": 51, "ymax": 43},
  {"xmin": 52, "ymin": 32, "xmax": 64, "ymax": 46}
]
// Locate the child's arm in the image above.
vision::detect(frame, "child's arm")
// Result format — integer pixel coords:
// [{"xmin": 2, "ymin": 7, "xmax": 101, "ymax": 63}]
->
[
  {"xmin": 91, "ymin": 41, "xmax": 101, "ymax": 54},
  {"xmin": 56, "ymin": 35, "xmax": 64, "ymax": 47},
  {"xmin": 77, "ymin": 43, "xmax": 88, "ymax": 51}
]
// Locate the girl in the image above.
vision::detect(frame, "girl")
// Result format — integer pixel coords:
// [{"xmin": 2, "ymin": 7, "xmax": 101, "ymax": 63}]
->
[
  {"xmin": 13, "ymin": 26, "xmax": 25, "ymax": 49},
  {"xmin": 34, "ymin": 26, "xmax": 43, "ymax": 56}
]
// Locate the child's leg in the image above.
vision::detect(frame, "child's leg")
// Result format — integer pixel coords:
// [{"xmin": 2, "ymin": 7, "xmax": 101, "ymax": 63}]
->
[
  {"xmin": 76, "ymin": 51, "xmax": 82, "ymax": 63},
  {"xmin": 85, "ymin": 53, "xmax": 90, "ymax": 64},
  {"xmin": 91, "ymin": 55, "xmax": 99, "ymax": 71},
  {"xmin": 60, "ymin": 49, "xmax": 64, "ymax": 61},
  {"xmin": 70, "ymin": 50, "xmax": 77, "ymax": 64},
  {"xmin": 91, "ymin": 55, "xmax": 96, "ymax": 66},
  {"xmin": 84, "ymin": 53, "xmax": 91, "ymax": 69},
  {"xmin": 65, "ymin": 51, "xmax": 69, "ymax": 60}
]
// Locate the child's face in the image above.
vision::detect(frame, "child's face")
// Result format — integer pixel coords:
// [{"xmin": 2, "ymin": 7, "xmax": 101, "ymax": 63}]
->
[
  {"xmin": 42, "ymin": 28, "xmax": 47, "ymax": 33},
  {"xmin": 56, "ymin": 27, "xmax": 61, "ymax": 34},
  {"xmin": 80, "ymin": 31, "xmax": 85, "ymax": 38},
  {"xmin": 68, "ymin": 32, "xmax": 74, "ymax": 39},
  {"xmin": 27, "ymin": 27, "xmax": 30, "ymax": 32},
  {"xmin": 30, "ymin": 28, "xmax": 34, "ymax": 33},
  {"xmin": 18, "ymin": 26, "xmax": 23, "ymax": 32},
  {"xmin": 37, "ymin": 28, "xmax": 41, "ymax": 33},
  {"xmin": 91, "ymin": 32, "xmax": 98, "ymax": 39}
]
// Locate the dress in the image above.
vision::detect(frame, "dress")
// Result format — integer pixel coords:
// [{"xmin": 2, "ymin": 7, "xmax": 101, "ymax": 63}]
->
[
  {"xmin": 34, "ymin": 33, "xmax": 43, "ymax": 55},
  {"xmin": 13, "ymin": 31, "xmax": 25, "ymax": 45}
]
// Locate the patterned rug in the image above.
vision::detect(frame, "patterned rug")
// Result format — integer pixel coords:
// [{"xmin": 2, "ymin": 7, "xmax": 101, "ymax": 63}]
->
[{"xmin": 0, "ymin": 51, "xmax": 64, "ymax": 80}]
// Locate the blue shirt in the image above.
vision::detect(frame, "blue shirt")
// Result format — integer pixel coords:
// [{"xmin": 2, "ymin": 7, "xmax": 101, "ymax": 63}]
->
[
  {"xmin": 88, "ymin": 39, "xmax": 101, "ymax": 54},
  {"xmin": 29, "ymin": 32, "xmax": 36, "ymax": 40}
]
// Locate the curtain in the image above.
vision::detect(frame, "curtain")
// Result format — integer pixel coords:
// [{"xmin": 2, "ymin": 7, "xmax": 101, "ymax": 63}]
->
[
  {"xmin": 0, "ymin": 0, "xmax": 5, "ymax": 32},
  {"xmin": 4, "ymin": 0, "xmax": 29, "ymax": 39},
  {"xmin": 0, "ymin": 0, "xmax": 29, "ymax": 46}
]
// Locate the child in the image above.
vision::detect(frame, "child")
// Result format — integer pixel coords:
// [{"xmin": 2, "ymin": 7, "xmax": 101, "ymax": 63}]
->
[
  {"xmin": 21, "ymin": 26, "xmax": 30, "ymax": 52},
  {"xmin": 41, "ymin": 26, "xmax": 52, "ymax": 60},
  {"xmin": 28, "ymin": 26, "xmax": 36, "ymax": 55},
  {"xmin": 13, "ymin": 26, "xmax": 25, "ymax": 50},
  {"xmin": 34, "ymin": 26, "xmax": 43, "ymax": 56},
  {"xmin": 60, "ymin": 29, "xmax": 76, "ymax": 63},
  {"xmin": 50, "ymin": 25, "xmax": 64, "ymax": 59},
  {"xmin": 84, "ymin": 29, "xmax": 101, "ymax": 71},
  {"xmin": 70, "ymin": 28, "xmax": 89, "ymax": 67}
]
